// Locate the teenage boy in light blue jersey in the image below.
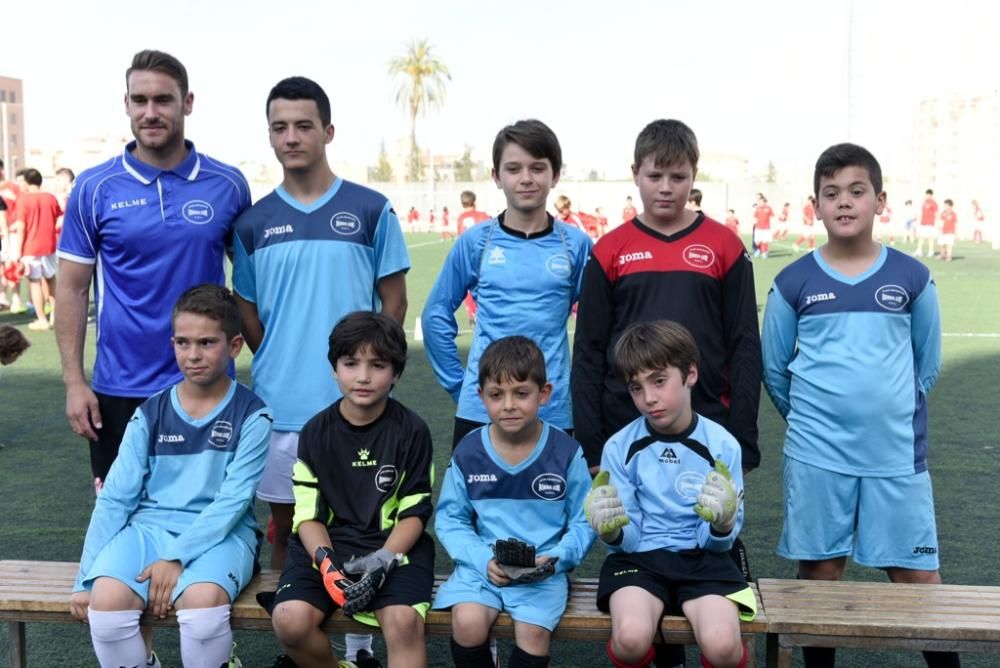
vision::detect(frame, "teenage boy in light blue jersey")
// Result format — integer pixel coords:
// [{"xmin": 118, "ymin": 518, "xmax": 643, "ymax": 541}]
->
[
  {"xmin": 69, "ymin": 285, "xmax": 271, "ymax": 668},
  {"xmin": 233, "ymin": 76, "xmax": 408, "ymax": 666},
  {"xmin": 422, "ymin": 119, "xmax": 592, "ymax": 449},
  {"xmin": 56, "ymin": 50, "xmax": 252, "ymax": 495},
  {"xmin": 762, "ymin": 143, "xmax": 959, "ymax": 668}
]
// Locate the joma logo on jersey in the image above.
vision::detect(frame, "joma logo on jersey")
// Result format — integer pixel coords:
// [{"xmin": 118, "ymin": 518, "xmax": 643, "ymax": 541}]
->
[
  {"xmin": 264, "ymin": 224, "xmax": 293, "ymax": 239},
  {"xmin": 352, "ymin": 448, "xmax": 378, "ymax": 468},
  {"xmin": 913, "ymin": 546, "xmax": 937, "ymax": 555},
  {"xmin": 805, "ymin": 292, "xmax": 837, "ymax": 306},
  {"xmin": 157, "ymin": 434, "xmax": 185, "ymax": 443},
  {"xmin": 659, "ymin": 447, "xmax": 679, "ymax": 463},
  {"xmin": 110, "ymin": 198, "xmax": 148, "ymax": 210},
  {"xmin": 619, "ymin": 251, "xmax": 653, "ymax": 265},
  {"xmin": 467, "ymin": 473, "xmax": 498, "ymax": 483}
]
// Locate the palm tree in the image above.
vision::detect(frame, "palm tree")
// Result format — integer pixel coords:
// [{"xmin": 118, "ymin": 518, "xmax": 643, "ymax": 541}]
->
[{"xmin": 387, "ymin": 38, "xmax": 451, "ymax": 181}]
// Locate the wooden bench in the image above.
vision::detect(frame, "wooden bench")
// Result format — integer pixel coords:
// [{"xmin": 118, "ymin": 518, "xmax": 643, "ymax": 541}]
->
[
  {"xmin": 0, "ymin": 560, "xmax": 765, "ymax": 667},
  {"xmin": 758, "ymin": 578, "xmax": 1000, "ymax": 667}
]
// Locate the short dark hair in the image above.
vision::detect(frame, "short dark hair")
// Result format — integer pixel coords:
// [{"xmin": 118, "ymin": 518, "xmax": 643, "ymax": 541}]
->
[
  {"xmin": 460, "ymin": 190, "xmax": 476, "ymax": 207},
  {"xmin": 127, "ymin": 50, "xmax": 189, "ymax": 97},
  {"xmin": 0, "ymin": 324, "xmax": 30, "ymax": 362},
  {"xmin": 327, "ymin": 311, "xmax": 407, "ymax": 376},
  {"xmin": 688, "ymin": 188, "xmax": 703, "ymax": 206},
  {"xmin": 925, "ymin": 189, "xmax": 934, "ymax": 195},
  {"xmin": 478, "ymin": 336, "xmax": 546, "ymax": 389},
  {"xmin": 944, "ymin": 198, "xmax": 954, "ymax": 206},
  {"xmin": 813, "ymin": 143, "xmax": 883, "ymax": 196},
  {"xmin": 22, "ymin": 168, "xmax": 42, "ymax": 187},
  {"xmin": 633, "ymin": 119, "xmax": 699, "ymax": 171},
  {"xmin": 56, "ymin": 167, "xmax": 75, "ymax": 181},
  {"xmin": 614, "ymin": 321, "xmax": 699, "ymax": 384},
  {"xmin": 266, "ymin": 76, "xmax": 332, "ymax": 127},
  {"xmin": 492, "ymin": 119, "xmax": 562, "ymax": 175},
  {"xmin": 172, "ymin": 284, "xmax": 241, "ymax": 341}
]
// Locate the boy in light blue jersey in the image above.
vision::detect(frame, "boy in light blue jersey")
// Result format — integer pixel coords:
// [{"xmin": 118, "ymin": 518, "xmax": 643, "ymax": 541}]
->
[
  {"xmin": 762, "ymin": 143, "xmax": 959, "ymax": 668},
  {"xmin": 435, "ymin": 336, "xmax": 594, "ymax": 668},
  {"xmin": 587, "ymin": 321, "xmax": 754, "ymax": 668},
  {"xmin": 232, "ymin": 76, "xmax": 409, "ymax": 582},
  {"xmin": 69, "ymin": 285, "xmax": 272, "ymax": 668},
  {"xmin": 422, "ymin": 119, "xmax": 592, "ymax": 449}
]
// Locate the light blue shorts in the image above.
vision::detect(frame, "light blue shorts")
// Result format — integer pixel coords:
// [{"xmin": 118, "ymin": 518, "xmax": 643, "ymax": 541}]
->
[
  {"xmin": 779, "ymin": 457, "xmax": 940, "ymax": 570},
  {"xmin": 432, "ymin": 564, "xmax": 569, "ymax": 631},
  {"xmin": 82, "ymin": 523, "xmax": 256, "ymax": 604}
]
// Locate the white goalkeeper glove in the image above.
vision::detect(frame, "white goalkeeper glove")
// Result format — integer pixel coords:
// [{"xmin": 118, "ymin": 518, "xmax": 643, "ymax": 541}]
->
[
  {"xmin": 694, "ymin": 460, "xmax": 742, "ymax": 534},
  {"xmin": 584, "ymin": 471, "xmax": 630, "ymax": 542}
]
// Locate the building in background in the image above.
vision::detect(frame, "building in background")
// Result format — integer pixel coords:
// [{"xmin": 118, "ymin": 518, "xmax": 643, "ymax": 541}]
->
[
  {"xmin": 913, "ymin": 90, "xmax": 1000, "ymax": 220},
  {"xmin": 0, "ymin": 76, "xmax": 25, "ymax": 173}
]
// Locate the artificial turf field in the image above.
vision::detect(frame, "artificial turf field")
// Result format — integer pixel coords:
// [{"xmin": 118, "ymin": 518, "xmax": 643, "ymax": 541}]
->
[{"xmin": 1, "ymin": 233, "xmax": 998, "ymax": 667}]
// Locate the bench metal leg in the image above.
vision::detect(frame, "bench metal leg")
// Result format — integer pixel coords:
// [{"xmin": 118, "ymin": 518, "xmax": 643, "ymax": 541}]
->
[{"xmin": 8, "ymin": 621, "xmax": 27, "ymax": 668}]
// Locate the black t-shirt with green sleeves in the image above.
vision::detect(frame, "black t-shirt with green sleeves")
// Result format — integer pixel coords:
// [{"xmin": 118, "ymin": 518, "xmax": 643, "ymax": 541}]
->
[{"xmin": 288, "ymin": 398, "xmax": 434, "ymax": 561}]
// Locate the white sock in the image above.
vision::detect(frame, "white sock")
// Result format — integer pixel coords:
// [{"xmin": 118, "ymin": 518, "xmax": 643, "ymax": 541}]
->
[
  {"xmin": 346, "ymin": 632, "xmax": 373, "ymax": 660},
  {"xmin": 490, "ymin": 636, "xmax": 498, "ymax": 664},
  {"xmin": 177, "ymin": 604, "xmax": 233, "ymax": 668},
  {"xmin": 88, "ymin": 608, "xmax": 146, "ymax": 668}
]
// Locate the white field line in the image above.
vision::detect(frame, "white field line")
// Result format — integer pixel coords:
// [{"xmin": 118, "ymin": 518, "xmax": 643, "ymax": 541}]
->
[{"xmin": 406, "ymin": 239, "xmax": 450, "ymax": 249}]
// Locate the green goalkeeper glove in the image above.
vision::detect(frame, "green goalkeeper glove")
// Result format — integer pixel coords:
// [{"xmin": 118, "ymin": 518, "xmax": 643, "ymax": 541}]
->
[
  {"xmin": 584, "ymin": 471, "xmax": 630, "ymax": 542},
  {"xmin": 694, "ymin": 460, "xmax": 742, "ymax": 534}
]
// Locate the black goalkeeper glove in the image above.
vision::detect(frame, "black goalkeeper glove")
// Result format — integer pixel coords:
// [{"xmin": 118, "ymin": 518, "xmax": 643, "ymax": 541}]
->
[{"xmin": 493, "ymin": 538, "xmax": 558, "ymax": 584}]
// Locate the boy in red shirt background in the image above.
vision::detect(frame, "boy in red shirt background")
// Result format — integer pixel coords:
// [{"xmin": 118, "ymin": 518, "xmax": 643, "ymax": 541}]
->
[
  {"xmin": 938, "ymin": 199, "xmax": 957, "ymax": 262},
  {"xmin": 9, "ymin": 168, "xmax": 62, "ymax": 330},
  {"xmin": 752, "ymin": 193, "xmax": 773, "ymax": 258},
  {"xmin": 791, "ymin": 196, "xmax": 817, "ymax": 252}
]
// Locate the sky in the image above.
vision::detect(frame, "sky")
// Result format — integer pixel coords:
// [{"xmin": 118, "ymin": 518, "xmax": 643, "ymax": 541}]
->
[{"xmin": 2, "ymin": 0, "xmax": 999, "ymax": 181}]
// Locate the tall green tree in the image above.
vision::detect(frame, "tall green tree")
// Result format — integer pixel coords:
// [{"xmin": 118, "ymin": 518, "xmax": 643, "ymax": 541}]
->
[{"xmin": 388, "ymin": 38, "xmax": 451, "ymax": 181}]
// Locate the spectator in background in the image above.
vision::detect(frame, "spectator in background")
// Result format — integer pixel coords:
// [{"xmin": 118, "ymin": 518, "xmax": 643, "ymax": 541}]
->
[
  {"xmin": 0, "ymin": 158, "xmax": 25, "ymax": 313},
  {"xmin": 9, "ymin": 168, "xmax": 62, "ymax": 330}
]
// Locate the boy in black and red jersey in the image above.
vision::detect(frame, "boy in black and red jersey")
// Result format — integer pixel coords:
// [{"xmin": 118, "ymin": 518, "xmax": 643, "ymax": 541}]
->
[{"xmin": 571, "ymin": 118, "xmax": 761, "ymax": 477}]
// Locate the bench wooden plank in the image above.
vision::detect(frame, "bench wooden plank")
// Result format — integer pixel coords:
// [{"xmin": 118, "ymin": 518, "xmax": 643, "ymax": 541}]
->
[
  {"xmin": 759, "ymin": 578, "xmax": 1000, "ymax": 668},
  {"xmin": 0, "ymin": 560, "xmax": 765, "ymax": 642},
  {"xmin": 758, "ymin": 578, "xmax": 1000, "ymax": 641}
]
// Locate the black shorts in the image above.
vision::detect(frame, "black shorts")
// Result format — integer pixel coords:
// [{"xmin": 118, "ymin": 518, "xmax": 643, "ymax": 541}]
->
[
  {"xmin": 90, "ymin": 393, "xmax": 146, "ymax": 482},
  {"xmin": 268, "ymin": 533, "xmax": 435, "ymax": 622},
  {"xmin": 597, "ymin": 548, "xmax": 750, "ymax": 616}
]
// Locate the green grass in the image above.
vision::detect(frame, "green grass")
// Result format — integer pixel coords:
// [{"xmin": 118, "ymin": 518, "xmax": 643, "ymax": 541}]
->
[{"xmin": 1, "ymin": 234, "xmax": 998, "ymax": 666}]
